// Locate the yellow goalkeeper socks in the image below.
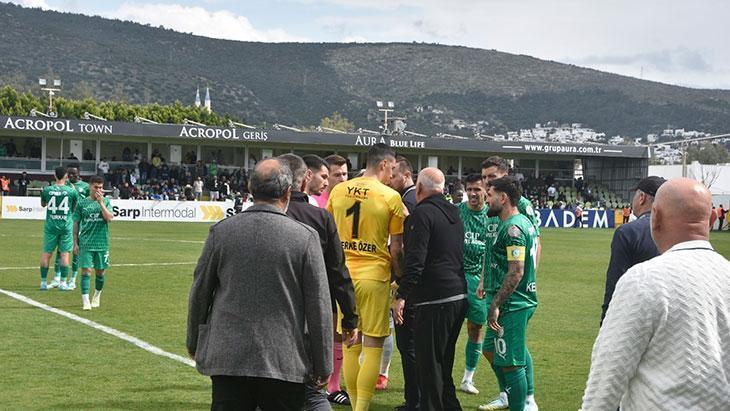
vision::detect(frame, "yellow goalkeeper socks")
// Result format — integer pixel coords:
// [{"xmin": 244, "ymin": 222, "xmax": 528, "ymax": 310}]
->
[
  {"xmin": 343, "ymin": 343, "xmax": 362, "ymax": 409},
  {"xmin": 355, "ymin": 346, "xmax": 383, "ymax": 411}
]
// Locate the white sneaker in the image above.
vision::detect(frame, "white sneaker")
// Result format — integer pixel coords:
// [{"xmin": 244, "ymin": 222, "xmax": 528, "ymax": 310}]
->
[
  {"xmin": 59, "ymin": 282, "xmax": 70, "ymax": 291},
  {"xmin": 40, "ymin": 282, "xmax": 47, "ymax": 291},
  {"xmin": 525, "ymin": 398, "xmax": 539, "ymax": 411},
  {"xmin": 82, "ymin": 294, "xmax": 91, "ymax": 310},
  {"xmin": 48, "ymin": 280, "xmax": 61, "ymax": 289},
  {"xmin": 459, "ymin": 380, "xmax": 479, "ymax": 395},
  {"xmin": 67, "ymin": 281, "xmax": 76, "ymax": 290},
  {"xmin": 478, "ymin": 394, "xmax": 509, "ymax": 411},
  {"xmin": 91, "ymin": 291, "xmax": 101, "ymax": 308}
]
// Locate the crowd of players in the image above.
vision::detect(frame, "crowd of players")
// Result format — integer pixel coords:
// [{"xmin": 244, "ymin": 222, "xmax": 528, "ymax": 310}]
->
[
  {"xmin": 38, "ymin": 146, "xmax": 541, "ymax": 410},
  {"xmin": 230, "ymin": 145, "xmax": 542, "ymax": 411}
]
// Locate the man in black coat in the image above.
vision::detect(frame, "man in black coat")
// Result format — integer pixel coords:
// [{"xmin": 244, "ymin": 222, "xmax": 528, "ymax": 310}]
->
[
  {"xmin": 394, "ymin": 167, "xmax": 467, "ymax": 411},
  {"xmin": 279, "ymin": 154, "xmax": 359, "ymax": 409},
  {"xmin": 389, "ymin": 156, "xmax": 420, "ymax": 410},
  {"xmin": 601, "ymin": 176, "xmax": 666, "ymax": 324}
]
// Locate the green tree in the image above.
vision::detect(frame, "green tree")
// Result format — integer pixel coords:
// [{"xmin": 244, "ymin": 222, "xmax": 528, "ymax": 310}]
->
[
  {"xmin": 320, "ymin": 112, "xmax": 355, "ymax": 132},
  {"xmin": 686, "ymin": 142, "xmax": 730, "ymax": 164}
]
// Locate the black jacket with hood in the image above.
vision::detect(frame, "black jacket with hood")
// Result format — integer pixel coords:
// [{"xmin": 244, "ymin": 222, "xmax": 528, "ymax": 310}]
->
[{"xmin": 397, "ymin": 194, "xmax": 466, "ymax": 305}]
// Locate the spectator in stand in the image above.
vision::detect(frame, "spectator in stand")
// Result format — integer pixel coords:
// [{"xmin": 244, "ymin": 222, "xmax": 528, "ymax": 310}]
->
[
  {"xmin": 710, "ymin": 206, "xmax": 718, "ymax": 229},
  {"xmin": 18, "ymin": 172, "xmax": 30, "ymax": 196},
  {"xmin": 451, "ymin": 183, "xmax": 465, "ymax": 204},
  {"xmin": 718, "ymin": 204, "xmax": 725, "ymax": 231},
  {"xmin": 208, "ymin": 175, "xmax": 220, "ymax": 201},
  {"xmin": 98, "ymin": 158, "xmax": 110, "ymax": 182},
  {"xmin": 184, "ymin": 184, "xmax": 195, "ymax": 201},
  {"xmin": 151, "ymin": 151, "xmax": 162, "ymax": 169},
  {"xmin": 219, "ymin": 176, "xmax": 230, "ymax": 201},
  {"xmin": 119, "ymin": 182, "xmax": 131, "ymax": 200},
  {"xmin": 193, "ymin": 177, "xmax": 203, "ymax": 201},
  {"xmin": 208, "ymin": 159, "xmax": 218, "ymax": 177},
  {"xmin": 0, "ymin": 175, "xmax": 10, "ymax": 196},
  {"xmin": 622, "ymin": 205, "xmax": 631, "ymax": 224},
  {"xmin": 195, "ymin": 160, "xmax": 207, "ymax": 179},
  {"xmin": 547, "ymin": 184, "xmax": 557, "ymax": 201},
  {"xmin": 138, "ymin": 158, "xmax": 149, "ymax": 184}
]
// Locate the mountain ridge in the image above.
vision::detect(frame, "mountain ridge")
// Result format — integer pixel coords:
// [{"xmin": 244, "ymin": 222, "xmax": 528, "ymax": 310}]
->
[{"xmin": 1, "ymin": 2, "xmax": 729, "ymax": 137}]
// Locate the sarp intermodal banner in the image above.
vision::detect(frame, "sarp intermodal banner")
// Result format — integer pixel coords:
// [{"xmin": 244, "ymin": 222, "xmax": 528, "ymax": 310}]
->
[{"xmin": 0, "ymin": 196, "xmax": 250, "ymax": 222}]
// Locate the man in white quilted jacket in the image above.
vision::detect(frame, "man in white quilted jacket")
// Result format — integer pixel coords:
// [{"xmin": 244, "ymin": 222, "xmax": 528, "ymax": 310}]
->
[{"xmin": 581, "ymin": 178, "xmax": 730, "ymax": 411}]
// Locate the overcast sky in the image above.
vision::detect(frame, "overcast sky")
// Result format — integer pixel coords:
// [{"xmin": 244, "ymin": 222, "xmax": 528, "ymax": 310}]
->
[{"xmin": 13, "ymin": 0, "xmax": 730, "ymax": 90}]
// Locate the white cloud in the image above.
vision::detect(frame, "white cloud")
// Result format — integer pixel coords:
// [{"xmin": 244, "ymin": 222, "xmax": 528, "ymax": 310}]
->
[
  {"xmin": 105, "ymin": 3, "xmax": 307, "ymax": 42},
  {"xmin": 12, "ymin": 0, "xmax": 53, "ymax": 10},
  {"xmin": 311, "ymin": 0, "xmax": 730, "ymax": 89}
]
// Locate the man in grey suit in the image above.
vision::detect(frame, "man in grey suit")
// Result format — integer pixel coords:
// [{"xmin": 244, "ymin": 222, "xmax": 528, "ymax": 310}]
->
[{"xmin": 187, "ymin": 158, "xmax": 333, "ymax": 411}]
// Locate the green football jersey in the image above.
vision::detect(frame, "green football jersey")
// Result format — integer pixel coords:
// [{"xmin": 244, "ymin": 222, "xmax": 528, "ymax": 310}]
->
[
  {"xmin": 67, "ymin": 179, "xmax": 90, "ymax": 199},
  {"xmin": 75, "ymin": 196, "xmax": 111, "ymax": 251},
  {"xmin": 518, "ymin": 196, "xmax": 540, "ymax": 237},
  {"xmin": 41, "ymin": 184, "xmax": 78, "ymax": 234},
  {"xmin": 459, "ymin": 202, "xmax": 490, "ymax": 276},
  {"xmin": 486, "ymin": 213, "xmax": 538, "ymax": 312}
]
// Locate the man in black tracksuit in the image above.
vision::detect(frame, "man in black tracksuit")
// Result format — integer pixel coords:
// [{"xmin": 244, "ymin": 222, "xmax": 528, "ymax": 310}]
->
[
  {"xmin": 394, "ymin": 167, "xmax": 467, "ymax": 411},
  {"xmin": 279, "ymin": 154, "xmax": 358, "ymax": 410},
  {"xmin": 390, "ymin": 156, "xmax": 420, "ymax": 411}
]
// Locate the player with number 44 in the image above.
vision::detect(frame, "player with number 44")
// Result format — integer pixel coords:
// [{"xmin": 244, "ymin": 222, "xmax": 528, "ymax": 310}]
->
[{"xmin": 39, "ymin": 167, "xmax": 79, "ymax": 291}]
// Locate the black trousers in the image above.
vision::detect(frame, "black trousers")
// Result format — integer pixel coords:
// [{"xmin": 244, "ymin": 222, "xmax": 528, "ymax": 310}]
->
[
  {"xmin": 211, "ymin": 376, "xmax": 304, "ymax": 411},
  {"xmin": 395, "ymin": 303, "xmax": 421, "ymax": 410},
  {"xmin": 414, "ymin": 299, "xmax": 467, "ymax": 411}
]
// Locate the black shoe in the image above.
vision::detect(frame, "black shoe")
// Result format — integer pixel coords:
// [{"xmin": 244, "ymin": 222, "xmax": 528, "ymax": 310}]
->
[{"xmin": 327, "ymin": 390, "xmax": 351, "ymax": 406}]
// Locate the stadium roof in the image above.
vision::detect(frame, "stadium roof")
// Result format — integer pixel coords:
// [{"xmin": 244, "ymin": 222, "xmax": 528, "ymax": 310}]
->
[{"xmin": 0, "ymin": 115, "xmax": 650, "ymax": 159}]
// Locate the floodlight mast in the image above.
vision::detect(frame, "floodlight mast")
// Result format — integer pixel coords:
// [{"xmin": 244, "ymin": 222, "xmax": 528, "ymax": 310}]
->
[
  {"xmin": 29, "ymin": 108, "xmax": 53, "ymax": 118},
  {"xmin": 134, "ymin": 116, "xmax": 159, "ymax": 124},
  {"xmin": 320, "ymin": 126, "xmax": 347, "ymax": 134},
  {"xmin": 228, "ymin": 120, "xmax": 256, "ymax": 129},
  {"xmin": 273, "ymin": 124, "xmax": 302, "ymax": 132},
  {"xmin": 376, "ymin": 100, "xmax": 395, "ymax": 133},
  {"xmin": 183, "ymin": 118, "xmax": 207, "ymax": 127},
  {"xmin": 83, "ymin": 112, "xmax": 108, "ymax": 121},
  {"xmin": 39, "ymin": 78, "xmax": 61, "ymax": 118}
]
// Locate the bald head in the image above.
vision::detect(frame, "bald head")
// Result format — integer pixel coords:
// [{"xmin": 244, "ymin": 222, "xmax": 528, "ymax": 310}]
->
[
  {"xmin": 651, "ymin": 178, "xmax": 712, "ymax": 253},
  {"xmin": 250, "ymin": 158, "xmax": 292, "ymax": 208},
  {"xmin": 416, "ymin": 167, "xmax": 445, "ymax": 203}
]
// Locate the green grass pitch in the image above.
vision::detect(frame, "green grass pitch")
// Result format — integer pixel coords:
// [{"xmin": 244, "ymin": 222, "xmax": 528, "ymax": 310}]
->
[{"xmin": 1, "ymin": 219, "xmax": 729, "ymax": 410}]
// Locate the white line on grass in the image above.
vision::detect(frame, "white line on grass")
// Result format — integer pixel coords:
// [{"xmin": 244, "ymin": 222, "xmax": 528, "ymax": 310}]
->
[
  {"xmin": 0, "ymin": 262, "xmax": 197, "ymax": 271},
  {"xmin": 0, "ymin": 233, "xmax": 205, "ymax": 244},
  {"xmin": 0, "ymin": 287, "xmax": 195, "ymax": 368}
]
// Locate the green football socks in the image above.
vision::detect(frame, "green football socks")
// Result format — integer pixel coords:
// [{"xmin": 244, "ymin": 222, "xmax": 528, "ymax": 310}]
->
[
  {"xmin": 465, "ymin": 340, "xmax": 483, "ymax": 372},
  {"xmin": 71, "ymin": 254, "xmax": 79, "ymax": 279},
  {"xmin": 81, "ymin": 275, "xmax": 91, "ymax": 295},
  {"xmin": 40, "ymin": 266, "xmax": 49, "ymax": 281},
  {"xmin": 95, "ymin": 273, "xmax": 105, "ymax": 291},
  {"xmin": 60, "ymin": 266, "xmax": 69, "ymax": 282},
  {"xmin": 54, "ymin": 253, "xmax": 61, "ymax": 277},
  {"xmin": 492, "ymin": 362, "xmax": 506, "ymax": 392},
  {"xmin": 503, "ymin": 367, "xmax": 527, "ymax": 411},
  {"xmin": 525, "ymin": 348, "xmax": 535, "ymax": 395}
]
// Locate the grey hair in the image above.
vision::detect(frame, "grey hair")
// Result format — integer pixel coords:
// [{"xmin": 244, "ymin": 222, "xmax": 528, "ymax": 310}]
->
[
  {"xmin": 250, "ymin": 159, "xmax": 293, "ymax": 201},
  {"xmin": 278, "ymin": 154, "xmax": 307, "ymax": 189},
  {"xmin": 417, "ymin": 169, "xmax": 445, "ymax": 192}
]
